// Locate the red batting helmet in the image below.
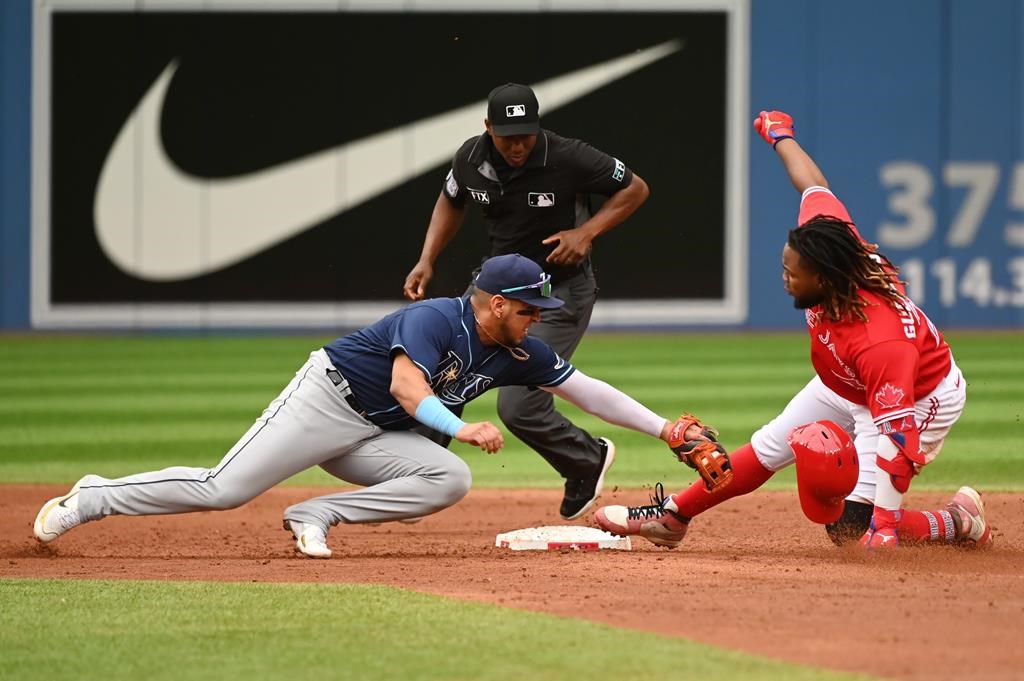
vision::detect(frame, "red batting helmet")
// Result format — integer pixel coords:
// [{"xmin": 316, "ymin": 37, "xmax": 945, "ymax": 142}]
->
[{"xmin": 788, "ymin": 420, "xmax": 859, "ymax": 525}]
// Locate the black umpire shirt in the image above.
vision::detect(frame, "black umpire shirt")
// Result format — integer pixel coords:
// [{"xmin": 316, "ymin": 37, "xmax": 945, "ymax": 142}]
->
[{"xmin": 442, "ymin": 129, "xmax": 634, "ymax": 283}]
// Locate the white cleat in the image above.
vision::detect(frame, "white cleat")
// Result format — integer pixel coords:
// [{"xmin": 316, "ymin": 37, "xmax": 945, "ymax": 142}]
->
[
  {"xmin": 34, "ymin": 479, "xmax": 86, "ymax": 543},
  {"xmin": 284, "ymin": 520, "xmax": 332, "ymax": 558}
]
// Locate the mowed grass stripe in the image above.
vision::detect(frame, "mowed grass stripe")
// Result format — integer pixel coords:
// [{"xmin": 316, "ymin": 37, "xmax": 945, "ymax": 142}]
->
[
  {"xmin": 0, "ymin": 393, "xmax": 269, "ymax": 414},
  {"xmin": 0, "ymin": 579, "xmax": 877, "ymax": 681},
  {"xmin": 0, "ymin": 333, "xmax": 1020, "ymax": 490}
]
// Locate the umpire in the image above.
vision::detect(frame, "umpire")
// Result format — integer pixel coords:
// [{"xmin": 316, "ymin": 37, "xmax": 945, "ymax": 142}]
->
[{"xmin": 403, "ymin": 82, "xmax": 650, "ymax": 519}]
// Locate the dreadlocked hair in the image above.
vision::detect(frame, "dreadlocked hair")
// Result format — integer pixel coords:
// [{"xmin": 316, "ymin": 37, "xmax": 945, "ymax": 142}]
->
[{"xmin": 788, "ymin": 214, "xmax": 906, "ymax": 323}]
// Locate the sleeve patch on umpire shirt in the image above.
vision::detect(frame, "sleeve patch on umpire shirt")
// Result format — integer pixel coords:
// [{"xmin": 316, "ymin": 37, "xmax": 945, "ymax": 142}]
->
[
  {"xmin": 612, "ymin": 158, "xmax": 626, "ymax": 182},
  {"xmin": 468, "ymin": 188, "xmax": 490, "ymax": 204},
  {"xmin": 445, "ymin": 169, "xmax": 459, "ymax": 197}
]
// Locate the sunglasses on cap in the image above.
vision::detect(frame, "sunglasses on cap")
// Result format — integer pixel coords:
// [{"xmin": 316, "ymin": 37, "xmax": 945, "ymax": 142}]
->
[{"xmin": 500, "ymin": 273, "xmax": 552, "ymax": 299}]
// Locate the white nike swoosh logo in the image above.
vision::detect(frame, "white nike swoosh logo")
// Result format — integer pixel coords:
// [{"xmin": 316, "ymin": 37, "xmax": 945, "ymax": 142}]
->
[{"xmin": 94, "ymin": 40, "xmax": 683, "ymax": 281}]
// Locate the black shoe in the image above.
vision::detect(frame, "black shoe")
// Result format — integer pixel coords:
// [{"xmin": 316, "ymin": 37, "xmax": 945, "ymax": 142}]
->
[{"xmin": 559, "ymin": 437, "xmax": 616, "ymax": 520}]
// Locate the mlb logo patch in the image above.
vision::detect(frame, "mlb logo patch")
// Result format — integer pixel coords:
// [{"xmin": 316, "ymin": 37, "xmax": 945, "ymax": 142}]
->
[
  {"xmin": 528, "ymin": 192, "xmax": 555, "ymax": 207},
  {"xmin": 469, "ymin": 188, "xmax": 490, "ymax": 205},
  {"xmin": 506, "ymin": 104, "xmax": 527, "ymax": 118}
]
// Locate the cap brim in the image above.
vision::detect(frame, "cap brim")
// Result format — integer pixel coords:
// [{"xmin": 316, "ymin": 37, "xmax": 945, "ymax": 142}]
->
[
  {"xmin": 491, "ymin": 122, "xmax": 540, "ymax": 136},
  {"xmin": 798, "ymin": 488, "xmax": 845, "ymax": 525},
  {"xmin": 504, "ymin": 293, "xmax": 565, "ymax": 309}
]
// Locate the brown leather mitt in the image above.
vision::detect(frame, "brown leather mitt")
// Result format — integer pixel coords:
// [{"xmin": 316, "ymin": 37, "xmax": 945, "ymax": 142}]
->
[{"xmin": 667, "ymin": 414, "xmax": 733, "ymax": 491}]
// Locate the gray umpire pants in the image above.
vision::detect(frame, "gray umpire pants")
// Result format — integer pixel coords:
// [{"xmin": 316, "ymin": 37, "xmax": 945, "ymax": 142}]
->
[
  {"xmin": 498, "ymin": 265, "xmax": 603, "ymax": 478},
  {"xmin": 76, "ymin": 349, "xmax": 472, "ymax": 531},
  {"xmin": 415, "ymin": 264, "xmax": 603, "ymax": 478}
]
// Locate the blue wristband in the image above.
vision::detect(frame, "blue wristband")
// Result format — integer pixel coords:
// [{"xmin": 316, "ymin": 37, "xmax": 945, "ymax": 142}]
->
[{"xmin": 414, "ymin": 396, "xmax": 466, "ymax": 437}]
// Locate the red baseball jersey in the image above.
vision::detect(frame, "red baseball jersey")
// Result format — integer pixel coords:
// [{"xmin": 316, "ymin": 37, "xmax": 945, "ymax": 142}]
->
[{"xmin": 797, "ymin": 187, "xmax": 952, "ymax": 427}]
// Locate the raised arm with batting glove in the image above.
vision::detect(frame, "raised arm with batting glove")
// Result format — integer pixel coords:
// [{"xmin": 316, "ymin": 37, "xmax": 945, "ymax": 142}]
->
[{"xmin": 753, "ymin": 110, "xmax": 795, "ymax": 148}]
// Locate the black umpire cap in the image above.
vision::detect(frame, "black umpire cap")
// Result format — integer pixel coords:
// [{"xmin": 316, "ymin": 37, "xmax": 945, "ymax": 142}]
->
[{"xmin": 487, "ymin": 83, "xmax": 541, "ymax": 136}]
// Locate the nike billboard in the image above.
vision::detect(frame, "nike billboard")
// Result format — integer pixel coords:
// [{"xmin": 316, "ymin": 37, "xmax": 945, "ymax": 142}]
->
[{"xmin": 34, "ymin": 1, "xmax": 748, "ymax": 328}]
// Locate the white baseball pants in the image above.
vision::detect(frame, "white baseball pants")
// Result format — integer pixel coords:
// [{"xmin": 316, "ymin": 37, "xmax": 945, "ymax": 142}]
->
[{"xmin": 750, "ymin": 361, "xmax": 966, "ymax": 505}]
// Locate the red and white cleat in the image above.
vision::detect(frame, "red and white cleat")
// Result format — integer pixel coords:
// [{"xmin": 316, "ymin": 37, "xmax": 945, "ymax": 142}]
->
[
  {"xmin": 946, "ymin": 486, "xmax": 993, "ymax": 549},
  {"xmin": 595, "ymin": 483, "xmax": 689, "ymax": 549}
]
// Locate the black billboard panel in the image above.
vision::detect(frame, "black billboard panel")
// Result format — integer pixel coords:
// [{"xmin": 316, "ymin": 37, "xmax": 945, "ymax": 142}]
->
[{"xmin": 34, "ymin": 2, "xmax": 747, "ymax": 327}]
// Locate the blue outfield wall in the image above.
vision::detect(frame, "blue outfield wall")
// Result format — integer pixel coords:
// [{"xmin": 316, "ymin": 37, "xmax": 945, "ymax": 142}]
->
[
  {"xmin": 2, "ymin": 0, "xmax": 1023, "ymax": 329},
  {"xmin": 0, "ymin": 0, "xmax": 31, "ymax": 329},
  {"xmin": 750, "ymin": 0, "xmax": 1024, "ymax": 329}
]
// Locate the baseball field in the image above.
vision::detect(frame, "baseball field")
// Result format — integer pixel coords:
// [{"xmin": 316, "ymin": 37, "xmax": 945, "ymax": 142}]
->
[{"xmin": 2, "ymin": 332, "xmax": 1022, "ymax": 680}]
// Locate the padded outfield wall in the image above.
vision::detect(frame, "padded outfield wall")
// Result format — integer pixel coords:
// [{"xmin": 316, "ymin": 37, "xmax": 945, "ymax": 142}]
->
[{"xmin": 1, "ymin": 0, "xmax": 1023, "ymax": 330}]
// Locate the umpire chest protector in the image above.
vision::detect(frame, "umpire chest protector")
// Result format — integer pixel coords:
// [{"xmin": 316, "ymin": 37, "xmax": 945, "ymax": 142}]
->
[{"xmin": 444, "ymin": 130, "xmax": 633, "ymax": 281}]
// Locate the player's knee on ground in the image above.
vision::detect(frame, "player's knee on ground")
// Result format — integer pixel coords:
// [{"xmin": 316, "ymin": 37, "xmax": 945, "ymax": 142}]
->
[{"xmin": 825, "ymin": 500, "xmax": 873, "ymax": 545}]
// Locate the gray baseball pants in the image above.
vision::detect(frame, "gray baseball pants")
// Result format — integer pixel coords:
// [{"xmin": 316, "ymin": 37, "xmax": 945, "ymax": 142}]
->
[{"xmin": 76, "ymin": 349, "xmax": 472, "ymax": 531}]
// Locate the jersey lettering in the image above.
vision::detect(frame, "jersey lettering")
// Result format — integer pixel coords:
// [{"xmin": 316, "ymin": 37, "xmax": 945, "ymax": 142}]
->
[
  {"xmin": 437, "ymin": 373, "xmax": 494, "ymax": 404},
  {"xmin": 816, "ymin": 332, "xmax": 866, "ymax": 390}
]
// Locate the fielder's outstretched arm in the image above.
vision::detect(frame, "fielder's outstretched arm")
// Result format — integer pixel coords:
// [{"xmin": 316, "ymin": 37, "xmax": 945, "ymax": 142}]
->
[
  {"xmin": 753, "ymin": 110, "xmax": 828, "ymax": 194},
  {"xmin": 547, "ymin": 370, "xmax": 727, "ymax": 487},
  {"xmin": 543, "ymin": 370, "xmax": 672, "ymax": 441}
]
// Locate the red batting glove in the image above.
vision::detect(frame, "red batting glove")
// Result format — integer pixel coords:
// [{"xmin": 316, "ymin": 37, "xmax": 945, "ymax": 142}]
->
[{"xmin": 753, "ymin": 110, "xmax": 795, "ymax": 148}]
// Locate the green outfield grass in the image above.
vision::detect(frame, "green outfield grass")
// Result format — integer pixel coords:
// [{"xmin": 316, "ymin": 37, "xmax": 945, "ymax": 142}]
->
[
  {"xmin": 0, "ymin": 332, "xmax": 1020, "ymax": 490},
  {"xmin": 1, "ymin": 332, "xmax": 1015, "ymax": 681},
  {"xmin": 0, "ymin": 579, "xmax": 877, "ymax": 681}
]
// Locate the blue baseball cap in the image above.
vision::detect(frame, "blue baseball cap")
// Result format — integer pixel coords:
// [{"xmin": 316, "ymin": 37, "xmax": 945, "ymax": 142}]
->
[{"xmin": 474, "ymin": 254, "xmax": 564, "ymax": 309}]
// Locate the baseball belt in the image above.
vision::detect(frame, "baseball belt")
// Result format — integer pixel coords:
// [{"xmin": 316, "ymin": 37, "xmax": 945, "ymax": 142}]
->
[{"xmin": 325, "ymin": 368, "xmax": 368, "ymax": 417}]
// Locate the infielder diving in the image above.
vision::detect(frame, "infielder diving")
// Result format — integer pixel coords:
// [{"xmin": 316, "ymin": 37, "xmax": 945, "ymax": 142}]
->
[
  {"xmin": 596, "ymin": 110, "xmax": 992, "ymax": 550},
  {"xmin": 34, "ymin": 254, "xmax": 716, "ymax": 558}
]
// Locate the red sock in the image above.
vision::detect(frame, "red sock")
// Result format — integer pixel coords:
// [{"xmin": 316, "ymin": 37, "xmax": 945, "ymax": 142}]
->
[
  {"xmin": 897, "ymin": 508, "xmax": 958, "ymax": 543},
  {"xmin": 670, "ymin": 443, "xmax": 773, "ymax": 519}
]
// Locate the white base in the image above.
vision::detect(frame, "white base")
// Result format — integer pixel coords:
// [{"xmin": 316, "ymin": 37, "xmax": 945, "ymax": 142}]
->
[{"xmin": 495, "ymin": 525, "xmax": 631, "ymax": 551}]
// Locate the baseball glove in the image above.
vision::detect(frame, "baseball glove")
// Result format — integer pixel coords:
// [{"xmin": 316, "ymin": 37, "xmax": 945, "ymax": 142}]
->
[{"xmin": 667, "ymin": 414, "xmax": 733, "ymax": 491}]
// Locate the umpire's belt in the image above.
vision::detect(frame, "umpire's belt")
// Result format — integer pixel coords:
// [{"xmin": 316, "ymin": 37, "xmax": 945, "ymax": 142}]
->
[{"xmin": 325, "ymin": 368, "xmax": 368, "ymax": 417}]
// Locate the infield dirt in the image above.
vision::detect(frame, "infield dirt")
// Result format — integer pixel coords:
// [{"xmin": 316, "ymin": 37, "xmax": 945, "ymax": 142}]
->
[{"xmin": 3, "ymin": 485, "xmax": 1023, "ymax": 681}]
